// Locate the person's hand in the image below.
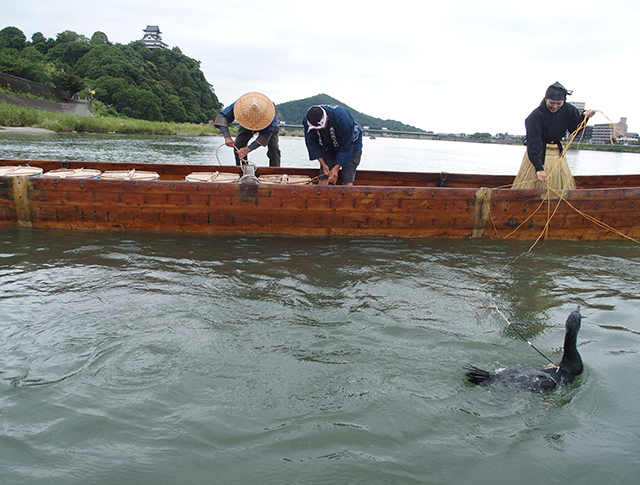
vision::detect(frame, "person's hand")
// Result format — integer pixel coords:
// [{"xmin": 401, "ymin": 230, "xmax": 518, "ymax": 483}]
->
[
  {"xmin": 584, "ymin": 109, "xmax": 596, "ymax": 119},
  {"xmin": 536, "ymin": 170, "xmax": 547, "ymax": 182},
  {"xmin": 319, "ymin": 159, "xmax": 330, "ymax": 176},
  {"xmin": 236, "ymin": 146, "xmax": 250, "ymax": 160},
  {"xmin": 327, "ymin": 165, "xmax": 340, "ymax": 185},
  {"xmin": 224, "ymin": 136, "xmax": 235, "ymax": 148}
]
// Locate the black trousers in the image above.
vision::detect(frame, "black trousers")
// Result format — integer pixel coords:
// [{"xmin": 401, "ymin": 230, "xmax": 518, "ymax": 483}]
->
[{"xmin": 234, "ymin": 125, "xmax": 281, "ymax": 167}]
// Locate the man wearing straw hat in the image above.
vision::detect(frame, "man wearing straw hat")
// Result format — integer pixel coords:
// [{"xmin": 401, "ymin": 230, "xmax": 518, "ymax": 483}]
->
[
  {"xmin": 303, "ymin": 105, "xmax": 363, "ymax": 186},
  {"xmin": 214, "ymin": 92, "xmax": 281, "ymax": 166},
  {"xmin": 512, "ymin": 82, "xmax": 595, "ymax": 190}
]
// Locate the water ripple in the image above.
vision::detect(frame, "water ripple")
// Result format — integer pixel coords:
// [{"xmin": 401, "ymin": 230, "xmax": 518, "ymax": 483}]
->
[{"xmin": 1, "ymin": 228, "xmax": 639, "ymax": 483}]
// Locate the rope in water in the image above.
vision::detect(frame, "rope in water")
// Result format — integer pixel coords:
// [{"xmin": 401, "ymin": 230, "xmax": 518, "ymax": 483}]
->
[
  {"xmin": 475, "ymin": 305, "xmax": 558, "ymax": 368},
  {"xmin": 463, "ymin": 254, "xmax": 559, "ymax": 367},
  {"xmin": 468, "ymin": 111, "xmax": 638, "ymax": 364}
]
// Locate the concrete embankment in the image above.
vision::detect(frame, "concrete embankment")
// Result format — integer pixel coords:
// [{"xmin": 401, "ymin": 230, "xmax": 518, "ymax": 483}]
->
[
  {"xmin": 1, "ymin": 92, "xmax": 93, "ymax": 134},
  {"xmin": 0, "ymin": 126, "xmax": 57, "ymax": 134},
  {"xmin": 0, "ymin": 92, "xmax": 93, "ymax": 116}
]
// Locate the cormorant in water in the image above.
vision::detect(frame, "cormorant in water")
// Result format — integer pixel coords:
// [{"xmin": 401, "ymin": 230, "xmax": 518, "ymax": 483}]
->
[{"xmin": 465, "ymin": 307, "xmax": 583, "ymax": 392}]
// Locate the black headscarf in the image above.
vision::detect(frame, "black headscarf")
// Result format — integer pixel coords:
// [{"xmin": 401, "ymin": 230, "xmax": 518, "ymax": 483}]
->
[{"xmin": 545, "ymin": 82, "xmax": 573, "ymax": 101}]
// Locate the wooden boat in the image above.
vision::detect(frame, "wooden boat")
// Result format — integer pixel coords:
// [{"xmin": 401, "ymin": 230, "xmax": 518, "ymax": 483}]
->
[{"xmin": 1, "ymin": 158, "xmax": 639, "ymax": 240}]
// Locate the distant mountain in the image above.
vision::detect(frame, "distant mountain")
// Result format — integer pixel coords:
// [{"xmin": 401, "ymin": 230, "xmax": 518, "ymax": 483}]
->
[{"xmin": 276, "ymin": 94, "xmax": 425, "ymax": 132}]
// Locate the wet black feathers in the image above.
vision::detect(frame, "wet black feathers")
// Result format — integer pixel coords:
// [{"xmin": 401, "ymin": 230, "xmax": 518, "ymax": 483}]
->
[{"xmin": 465, "ymin": 307, "xmax": 583, "ymax": 392}]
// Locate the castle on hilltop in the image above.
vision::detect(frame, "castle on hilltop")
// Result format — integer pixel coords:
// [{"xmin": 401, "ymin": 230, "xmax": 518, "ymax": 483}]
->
[{"xmin": 140, "ymin": 25, "xmax": 168, "ymax": 49}]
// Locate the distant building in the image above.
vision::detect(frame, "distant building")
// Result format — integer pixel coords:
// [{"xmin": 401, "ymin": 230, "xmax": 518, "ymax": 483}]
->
[
  {"xmin": 617, "ymin": 135, "xmax": 639, "ymax": 144},
  {"xmin": 140, "ymin": 25, "xmax": 168, "ymax": 49},
  {"xmin": 619, "ymin": 117, "xmax": 628, "ymax": 135},
  {"xmin": 567, "ymin": 100, "xmax": 633, "ymax": 144},
  {"xmin": 578, "ymin": 125, "xmax": 593, "ymax": 141},
  {"xmin": 591, "ymin": 117, "xmax": 628, "ymax": 144},
  {"xmin": 566, "ymin": 101, "xmax": 590, "ymax": 141}
]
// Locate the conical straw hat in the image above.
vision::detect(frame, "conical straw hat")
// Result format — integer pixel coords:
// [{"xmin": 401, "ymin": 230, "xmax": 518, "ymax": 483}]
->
[{"xmin": 233, "ymin": 92, "xmax": 275, "ymax": 131}]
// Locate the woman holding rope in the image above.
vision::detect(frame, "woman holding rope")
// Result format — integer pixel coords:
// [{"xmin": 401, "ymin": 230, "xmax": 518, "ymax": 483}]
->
[{"xmin": 513, "ymin": 82, "xmax": 595, "ymax": 190}]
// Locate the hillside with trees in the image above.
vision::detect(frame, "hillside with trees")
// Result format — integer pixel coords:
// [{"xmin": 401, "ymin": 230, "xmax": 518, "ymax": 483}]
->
[
  {"xmin": 276, "ymin": 93, "xmax": 425, "ymax": 132},
  {"xmin": 0, "ymin": 26, "xmax": 221, "ymax": 123},
  {"xmin": 1, "ymin": 26, "xmax": 423, "ymax": 131}
]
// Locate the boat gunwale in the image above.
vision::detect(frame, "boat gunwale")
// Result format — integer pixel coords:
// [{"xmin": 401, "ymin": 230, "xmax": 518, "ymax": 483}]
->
[{"xmin": 2, "ymin": 158, "xmax": 640, "ymax": 191}]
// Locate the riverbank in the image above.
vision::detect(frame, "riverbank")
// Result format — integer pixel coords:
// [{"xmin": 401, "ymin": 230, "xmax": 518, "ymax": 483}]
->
[
  {"xmin": 2, "ymin": 95, "xmax": 640, "ymax": 152},
  {"xmin": 0, "ymin": 100, "xmax": 220, "ymax": 136}
]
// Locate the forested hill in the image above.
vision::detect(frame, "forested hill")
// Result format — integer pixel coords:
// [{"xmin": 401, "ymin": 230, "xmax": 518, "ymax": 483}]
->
[
  {"xmin": 1, "ymin": 26, "xmax": 421, "ymax": 130},
  {"xmin": 0, "ymin": 26, "xmax": 221, "ymax": 123},
  {"xmin": 276, "ymin": 94, "xmax": 425, "ymax": 132}
]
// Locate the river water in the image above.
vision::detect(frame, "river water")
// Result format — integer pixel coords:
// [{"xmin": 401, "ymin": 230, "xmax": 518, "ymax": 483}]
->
[
  {"xmin": 1, "ymin": 131, "xmax": 639, "ymax": 175},
  {"xmin": 1, "ymin": 133, "xmax": 639, "ymax": 484}
]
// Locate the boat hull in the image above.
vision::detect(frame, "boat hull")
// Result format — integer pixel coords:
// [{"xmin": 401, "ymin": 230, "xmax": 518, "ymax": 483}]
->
[{"xmin": 1, "ymin": 159, "xmax": 638, "ymax": 240}]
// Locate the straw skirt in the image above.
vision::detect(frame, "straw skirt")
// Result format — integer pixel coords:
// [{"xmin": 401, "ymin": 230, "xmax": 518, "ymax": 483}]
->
[{"xmin": 512, "ymin": 144, "xmax": 576, "ymax": 190}]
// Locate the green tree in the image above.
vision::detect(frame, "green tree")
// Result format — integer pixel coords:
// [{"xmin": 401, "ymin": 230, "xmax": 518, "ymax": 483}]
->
[
  {"xmin": 468, "ymin": 132, "xmax": 492, "ymax": 140},
  {"xmin": 162, "ymin": 94, "xmax": 189, "ymax": 122},
  {"xmin": 75, "ymin": 44, "xmax": 146, "ymax": 83},
  {"xmin": 31, "ymin": 32, "xmax": 46, "ymax": 44},
  {"xmin": 138, "ymin": 44, "xmax": 221, "ymax": 120},
  {"xmin": 115, "ymin": 87, "xmax": 163, "ymax": 121},
  {"xmin": 0, "ymin": 47, "xmax": 49, "ymax": 83},
  {"xmin": 46, "ymin": 30, "xmax": 91, "ymax": 69},
  {"xmin": 53, "ymin": 71, "xmax": 85, "ymax": 95},
  {"xmin": 90, "ymin": 31, "xmax": 110, "ymax": 46},
  {"xmin": 92, "ymin": 75, "xmax": 128, "ymax": 103},
  {"xmin": 54, "ymin": 30, "xmax": 88, "ymax": 44},
  {"xmin": 0, "ymin": 26, "xmax": 26, "ymax": 51},
  {"xmin": 30, "ymin": 32, "xmax": 54, "ymax": 54}
]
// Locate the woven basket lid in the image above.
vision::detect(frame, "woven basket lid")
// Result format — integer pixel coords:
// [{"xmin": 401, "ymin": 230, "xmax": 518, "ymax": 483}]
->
[
  {"xmin": 233, "ymin": 92, "xmax": 275, "ymax": 131},
  {"xmin": 43, "ymin": 168, "xmax": 101, "ymax": 179},
  {"xmin": 258, "ymin": 174, "xmax": 312, "ymax": 185},
  {"xmin": 0, "ymin": 166, "xmax": 44, "ymax": 177},
  {"xmin": 100, "ymin": 170, "xmax": 159, "ymax": 181},
  {"xmin": 185, "ymin": 172, "xmax": 239, "ymax": 183}
]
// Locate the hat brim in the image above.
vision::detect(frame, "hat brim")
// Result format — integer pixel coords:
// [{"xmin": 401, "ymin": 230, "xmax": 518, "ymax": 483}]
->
[{"xmin": 233, "ymin": 92, "xmax": 275, "ymax": 131}]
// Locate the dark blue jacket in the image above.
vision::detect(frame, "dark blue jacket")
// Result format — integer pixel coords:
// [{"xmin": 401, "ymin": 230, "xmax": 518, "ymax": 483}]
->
[{"xmin": 303, "ymin": 105, "xmax": 363, "ymax": 167}]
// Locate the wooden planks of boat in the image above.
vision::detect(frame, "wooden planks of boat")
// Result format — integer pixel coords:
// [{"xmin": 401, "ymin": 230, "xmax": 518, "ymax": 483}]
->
[{"xmin": 1, "ymin": 158, "xmax": 639, "ymax": 241}]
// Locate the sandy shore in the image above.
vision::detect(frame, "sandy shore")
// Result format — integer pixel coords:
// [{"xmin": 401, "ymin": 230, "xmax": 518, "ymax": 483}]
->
[{"xmin": 0, "ymin": 126, "xmax": 57, "ymax": 134}]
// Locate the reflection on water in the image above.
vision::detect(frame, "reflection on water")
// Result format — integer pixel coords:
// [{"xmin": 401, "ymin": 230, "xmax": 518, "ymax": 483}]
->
[
  {"xmin": 1, "ymin": 228, "xmax": 639, "ymax": 483},
  {"xmin": 1, "ymin": 132, "xmax": 639, "ymax": 175}
]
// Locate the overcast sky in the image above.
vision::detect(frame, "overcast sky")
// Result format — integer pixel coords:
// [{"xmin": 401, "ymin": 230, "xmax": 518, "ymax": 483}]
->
[{"xmin": 4, "ymin": 0, "xmax": 638, "ymax": 135}]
